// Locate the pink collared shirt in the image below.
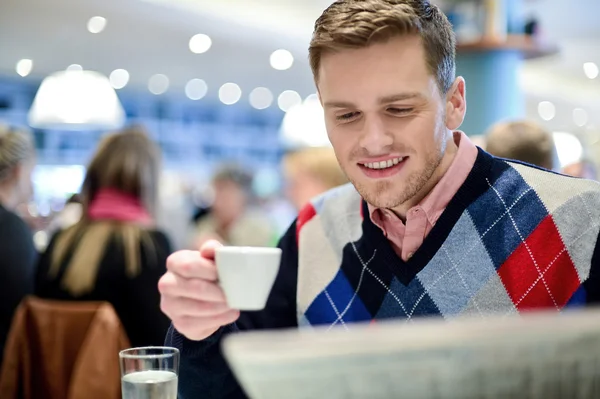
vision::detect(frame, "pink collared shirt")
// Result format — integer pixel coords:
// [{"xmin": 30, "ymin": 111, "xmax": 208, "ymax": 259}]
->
[{"xmin": 368, "ymin": 131, "xmax": 478, "ymax": 261}]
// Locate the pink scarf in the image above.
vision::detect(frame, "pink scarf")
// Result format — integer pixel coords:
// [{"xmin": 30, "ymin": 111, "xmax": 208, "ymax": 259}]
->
[{"xmin": 87, "ymin": 188, "xmax": 152, "ymax": 225}]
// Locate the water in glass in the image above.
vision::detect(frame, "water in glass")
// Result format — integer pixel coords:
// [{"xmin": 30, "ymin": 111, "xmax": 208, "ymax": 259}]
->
[{"xmin": 121, "ymin": 370, "xmax": 177, "ymax": 399}]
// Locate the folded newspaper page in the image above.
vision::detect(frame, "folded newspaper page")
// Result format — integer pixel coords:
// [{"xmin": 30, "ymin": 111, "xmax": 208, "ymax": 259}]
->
[{"xmin": 222, "ymin": 309, "xmax": 600, "ymax": 399}]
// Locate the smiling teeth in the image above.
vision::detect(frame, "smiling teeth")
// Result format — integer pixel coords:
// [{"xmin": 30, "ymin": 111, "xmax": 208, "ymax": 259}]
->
[{"xmin": 363, "ymin": 157, "xmax": 404, "ymax": 169}]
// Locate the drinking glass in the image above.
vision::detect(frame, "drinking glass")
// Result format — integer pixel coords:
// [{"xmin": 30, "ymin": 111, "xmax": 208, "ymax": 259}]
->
[{"xmin": 119, "ymin": 346, "xmax": 179, "ymax": 399}]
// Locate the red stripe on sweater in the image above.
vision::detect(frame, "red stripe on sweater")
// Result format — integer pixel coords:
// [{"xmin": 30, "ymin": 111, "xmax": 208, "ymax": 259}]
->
[
  {"xmin": 296, "ymin": 203, "xmax": 317, "ymax": 246},
  {"xmin": 498, "ymin": 215, "xmax": 580, "ymax": 310}
]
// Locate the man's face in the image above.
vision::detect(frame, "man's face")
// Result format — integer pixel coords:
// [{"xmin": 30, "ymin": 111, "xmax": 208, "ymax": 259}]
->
[{"xmin": 318, "ymin": 35, "xmax": 462, "ymax": 211}]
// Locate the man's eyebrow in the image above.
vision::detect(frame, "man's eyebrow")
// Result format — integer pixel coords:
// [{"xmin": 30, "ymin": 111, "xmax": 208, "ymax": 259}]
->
[
  {"xmin": 323, "ymin": 100, "xmax": 355, "ymax": 109},
  {"xmin": 323, "ymin": 92, "xmax": 425, "ymax": 109},
  {"xmin": 378, "ymin": 93, "xmax": 424, "ymax": 104}
]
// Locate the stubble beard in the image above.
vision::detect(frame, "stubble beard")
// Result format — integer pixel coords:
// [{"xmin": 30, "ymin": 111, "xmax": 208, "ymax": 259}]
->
[{"xmin": 348, "ymin": 146, "xmax": 445, "ymax": 210}]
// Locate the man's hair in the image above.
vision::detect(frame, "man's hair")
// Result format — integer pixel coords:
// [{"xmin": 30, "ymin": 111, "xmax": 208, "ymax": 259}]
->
[
  {"xmin": 484, "ymin": 120, "xmax": 555, "ymax": 170},
  {"xmin": 309, "ymin": 0, "xmax": 456, "ymax": 93}
]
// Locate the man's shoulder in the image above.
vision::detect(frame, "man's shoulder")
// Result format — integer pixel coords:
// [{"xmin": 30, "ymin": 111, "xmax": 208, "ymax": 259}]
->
[
  {"xmin": 312, "ymin": 183, "xmax": 361, "ymax": 208},
  {"xmin": 296, "ymin": 183, "xmax": 363, "ymax": 237},
  {"xmin": 504, "ymin": 160, "xmax": 600, "ymax": 193},
  {"xmin": 298, "ymin": 183, "xmax": 362, "ymax": 220},
  {"xmin": 502, "ymin": 159, "xmax": 600, "ymax": 211}
]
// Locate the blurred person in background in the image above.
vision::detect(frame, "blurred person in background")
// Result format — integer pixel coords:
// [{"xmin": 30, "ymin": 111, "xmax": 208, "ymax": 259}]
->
[
  {"xmin": 190, "ymin": 164, "xmax": 275, "ymax": 248},
  {"xmin": 46, "ymin": 193, "xmax": 82, "ymax": 235},
  {"xmin": 468, "ymin": 135, "xmax": 487, "ymax": 150},
  {"xmin": 156, "ymin": 174, "xmax": 195, "ymax": 251},
  {"xmin": 563, "ymin": 158, "xmax": 598, "ymax": 180},
  {"xmin": 35, "ymin": 127, "xmax": 171, "ymax": 347},
  {"xmin": 282, "ymin": 146, "xmax": 348, "ymax": 210},
  {"xmin": 0, "ymin": 124, "xmax": 37, "ymax": 361},
  {"xmin": 484, "ymin": 120, "xmax": 555, "ymax": 170}
]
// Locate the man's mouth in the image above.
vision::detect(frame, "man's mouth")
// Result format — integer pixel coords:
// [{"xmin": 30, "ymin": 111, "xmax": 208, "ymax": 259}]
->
[{"xmin": 360, "ymin": 157, "xmax": 405, "ymax": 170}]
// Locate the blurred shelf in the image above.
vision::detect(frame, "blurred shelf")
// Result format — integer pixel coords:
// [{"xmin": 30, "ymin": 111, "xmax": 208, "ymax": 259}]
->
[{"xmin": 457, "ymin": 35, "xmax": 559, "ymax": 59}]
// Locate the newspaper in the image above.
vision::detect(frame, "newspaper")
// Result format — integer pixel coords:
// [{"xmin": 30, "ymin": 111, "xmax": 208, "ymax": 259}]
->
[{"xmin": 222, "ymin": 308, "xmax": 600, "ymax": 399}]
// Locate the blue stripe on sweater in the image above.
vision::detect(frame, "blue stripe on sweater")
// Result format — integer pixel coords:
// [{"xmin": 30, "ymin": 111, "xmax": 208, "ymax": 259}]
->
[
  {"xmin": 566, "ymin": 285, "xmax": 587, "ymax": 307},
  {"xmin": 304, "ymin": 269, "xmax": 371, "ymax": 326},
  {"xmin": 375, "ymin": 277, "xmax": 440, "ymax": 319},
  {"xmin": 468, "ymin": 165, "xmax": 548, "ymax": 269}
]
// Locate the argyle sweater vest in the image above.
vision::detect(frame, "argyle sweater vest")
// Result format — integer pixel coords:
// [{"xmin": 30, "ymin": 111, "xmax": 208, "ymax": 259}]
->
[{"xmin": 295, "ymin": 150, "xmax": 600, "ymax": 327}]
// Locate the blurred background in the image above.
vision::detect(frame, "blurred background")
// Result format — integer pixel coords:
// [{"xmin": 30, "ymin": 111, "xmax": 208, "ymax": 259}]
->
[{"xmin": 0, "ymin": 0, "xmax": 599, "ymax": 250}]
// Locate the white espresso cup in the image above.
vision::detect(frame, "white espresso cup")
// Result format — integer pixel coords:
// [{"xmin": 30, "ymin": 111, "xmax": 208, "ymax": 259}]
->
[{"xmin": 214, "ymin": 246, "xmax": 282, "ymax": 311}]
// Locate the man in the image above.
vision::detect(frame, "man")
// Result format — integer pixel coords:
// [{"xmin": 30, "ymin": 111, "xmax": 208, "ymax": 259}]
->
[
  {"xmin": 484, "ymin": 120, "xmax": 555, "ymax": 170},
  {"xmin": 158, "ymin": 1, "xmax": 600, "ymax": 398}
]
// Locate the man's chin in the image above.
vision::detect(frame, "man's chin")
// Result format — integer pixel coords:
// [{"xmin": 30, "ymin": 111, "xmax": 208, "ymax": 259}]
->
[
  {"xmin": 355, "ymin": 185, "xmax": 408, "ymax": 209},
  {"xmin": 365, "ymin": 196, "xmax": 405, "ymax": 209},
  {"xmin": 351, "ymin": 166, "xmax": 433, "ymax": 209}
]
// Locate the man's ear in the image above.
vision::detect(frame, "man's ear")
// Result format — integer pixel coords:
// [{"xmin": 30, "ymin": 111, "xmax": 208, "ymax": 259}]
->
[{"xmin": 445, "ymin": 77, "xmax": 466, "ymax": 131}]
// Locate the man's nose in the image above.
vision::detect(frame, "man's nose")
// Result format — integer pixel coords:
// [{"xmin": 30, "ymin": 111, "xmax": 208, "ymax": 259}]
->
[{"xmin": 358, "ymin": 116, "xmax": 393, "ymax": 155}]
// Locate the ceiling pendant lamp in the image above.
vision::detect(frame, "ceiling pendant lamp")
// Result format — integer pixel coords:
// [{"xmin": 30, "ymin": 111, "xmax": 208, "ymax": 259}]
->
[{"xmin": 28, "ymin": 70, "xmax": 125, "ymax": 130}]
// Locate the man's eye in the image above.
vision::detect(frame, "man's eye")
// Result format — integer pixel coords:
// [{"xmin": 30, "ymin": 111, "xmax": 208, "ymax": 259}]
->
[
  {"xmin": 387, "ymin": 108, "xmax": 413, "ymax": 115},
  {"xmin": 336, "ymin": 112, "xmax": 360, "ymax": 121}
]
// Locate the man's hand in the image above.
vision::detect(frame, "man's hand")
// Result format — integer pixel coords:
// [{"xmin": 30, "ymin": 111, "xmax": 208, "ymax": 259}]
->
[{"xmin": 158, "ymin": 240, "xmax": 240, "ymax": 340}]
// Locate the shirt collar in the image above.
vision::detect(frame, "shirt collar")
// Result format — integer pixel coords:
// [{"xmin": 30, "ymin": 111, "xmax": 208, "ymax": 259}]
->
[{"xmin": 367, "ymin": 131, "xmax": 478, "ymax": 227}]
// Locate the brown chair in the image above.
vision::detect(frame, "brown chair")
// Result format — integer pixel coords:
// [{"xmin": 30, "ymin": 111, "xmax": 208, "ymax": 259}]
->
[{"xmin": 0, "ymin": 297, "xmax": 130, "ymax": 399}]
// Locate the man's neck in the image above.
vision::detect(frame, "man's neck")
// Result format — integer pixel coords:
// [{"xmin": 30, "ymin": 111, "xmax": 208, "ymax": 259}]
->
[{"xmin": 390, "ymin": 134, "xmax": 459, "ymax": 221}]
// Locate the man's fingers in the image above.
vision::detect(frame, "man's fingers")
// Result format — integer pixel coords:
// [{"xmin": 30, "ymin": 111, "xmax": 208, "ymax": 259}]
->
[
  {"xmin": 161, "ymin": 296, "xmax": 231, "ymax": 318},
  {"xmin": 158, "ymin": 272, "xmax": 226, "ymax": 303},
  {"xmin": 199, "ymin": 239, "xmax": 223, "ymax": 260},
  {"xmin": 166, "ymin": 250, "xmax": 218, "ymax": 281},
  {"xmin": 172, "ymin": 310, "xmax": 240, "ymax": 335}
]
